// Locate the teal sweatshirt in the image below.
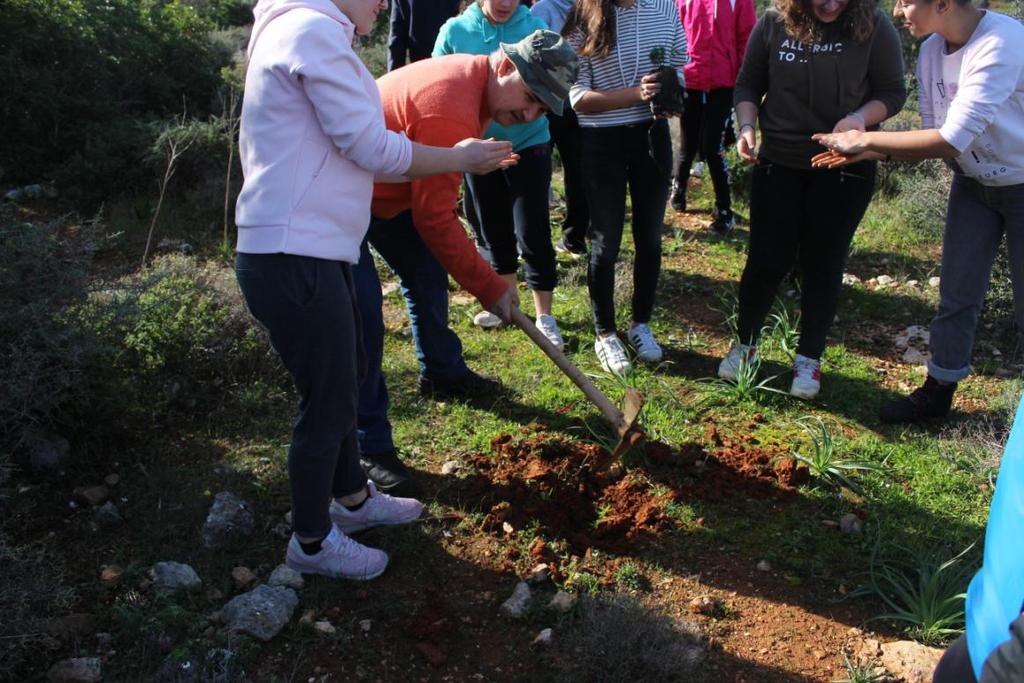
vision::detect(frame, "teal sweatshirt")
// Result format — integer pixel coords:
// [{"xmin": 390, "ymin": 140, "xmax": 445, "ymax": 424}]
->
[{"xmin": 433, "ymin": 3, "xmax": 550, "ymax": 151}]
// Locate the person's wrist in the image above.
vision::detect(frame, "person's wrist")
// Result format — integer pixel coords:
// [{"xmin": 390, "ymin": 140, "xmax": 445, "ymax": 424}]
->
[
  {"xmin": 739, "ymin": 123, "xmax": 755, "ymax": 134},
  {"xmin": 846, "ymin": 110, "xmax": 866, "ymax": 126}
]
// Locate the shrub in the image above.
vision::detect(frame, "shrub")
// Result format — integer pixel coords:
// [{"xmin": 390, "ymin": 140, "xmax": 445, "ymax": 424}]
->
[
  {"xmin": 0, "ymin": 0, "xmax": 235, "ymax": 202},
  {"xmin": 886, "ymin": 158, "xmax": 953, "ymax": 238}
]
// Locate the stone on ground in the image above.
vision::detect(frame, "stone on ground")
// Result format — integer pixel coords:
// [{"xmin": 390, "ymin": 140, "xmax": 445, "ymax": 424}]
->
[
  {"xmin": 215, "ymin": 584, "xmax": 298, "ymax": 641},
  {"xmin": 156, "ymin": 647, "xmax": 236, "ymax": 683},
  {"xmin": 879, "ymin": 640, "xmax": 944, "ymax": 683},
  {"xmin": 23, "ymin": 428, "xmax": 70, "ymax": 470},
  {"xmin": 47, "ymin": 657, "xmax": 101, "ymax": 682},
  {"xmin": 840, "ymin": 513, "xmax": 864, "ymax": 535},
  {"xmin": 94, "ymin": 501, "xmax": 123, "ymax": 528},
  {"xmin": 151, "ymin": 561, "xmax": 202, "ymax": 593},
  {"xmin": 72, "ymin": 485, "xmax": 109, "ymax": 507},
  {"xmin": 231, "ymin": 566, "xmax": 257, "ymax": 589},
  {"xmin": 533, "ymin": 628, "xmax": 553, "ymax": 646},
  {"xmin": 499, "ymin": 581, "xmax": 532, "ymax": 618},
  {"xmin": 548, "ymin": 590, "xmax": 577, "ymax": 613},
  {"xmin": 267, "ymin": 564, "xmax": 304, "ymax": 590},
  {"xmin": 201, "ymin": 492, "xmax": 255, "ymax": 549}
]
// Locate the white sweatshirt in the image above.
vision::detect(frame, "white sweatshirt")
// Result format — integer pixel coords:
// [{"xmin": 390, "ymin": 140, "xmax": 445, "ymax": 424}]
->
[
  {"xmin": 917, "ymin": 10, "xmax": 1024, "ymax": 187},
  {"xmin": 235, "ymin": 0, "xmax": 413, "ymax": 262}
]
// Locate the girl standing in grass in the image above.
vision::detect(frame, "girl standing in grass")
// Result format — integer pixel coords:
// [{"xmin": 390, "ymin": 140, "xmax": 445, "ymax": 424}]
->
[
  {"xmin": 235, "ymin": 0, "xmax": 514, "ymax": 580},
  {"xmin": 563, "ymin": 0, "xmax": 688, "ymax": 376},
  {"xmin": 716, "ymin": 0, "xmax": 906, "ymax": 400},
  {"xmin": 813, "ymin": 0, "xmax": 1024, "ymax": 426}
]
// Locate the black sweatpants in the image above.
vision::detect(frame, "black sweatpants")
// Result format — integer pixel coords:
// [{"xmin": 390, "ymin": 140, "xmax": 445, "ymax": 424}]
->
[
  {"xmin": 675, "ymin": 87, "xmax": 734, "ymax": 212},
  {"xmin": 582, "ymin": 120, "xmax": 672, "ymax": 335},
  {"xmin": 235, "ymin": 252, "xmax": 368, "ymax": 539},
  {"xmin": 736, "ymin": 159, "xmax": 876, "ymax": 359},
  {"xmin": 548, "ymin": 108, "xmax": 590, "ymax": 252}
]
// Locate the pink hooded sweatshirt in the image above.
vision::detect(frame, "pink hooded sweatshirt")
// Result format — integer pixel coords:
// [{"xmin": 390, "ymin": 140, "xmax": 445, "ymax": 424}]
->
[
  {"xmin": 676, "ymin": 0, "xmax": 755, "ymax": 92},
  {"xmin": 235, "ymin": 0, "xmax": 413, "ymax": 263}
]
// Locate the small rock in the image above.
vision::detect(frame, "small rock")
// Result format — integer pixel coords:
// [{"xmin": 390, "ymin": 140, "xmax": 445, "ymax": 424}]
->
[
  {"xmin": 103, "ymin": 474, "xmax": 120, "ymax": 487},
  {"xmin": 875, "ymin": 275, "xmax": 894, "ymax": 287},
  {"xmin": 359, "ymin": 619, "xmax": 372, "ymax": 632},
  {"xmin": 157, "ymin": 648, "xmax": 236, "ymax": 683},
  {"xmin": 813, "ymin": 649, "xmax": 828, "ymax": 661},
  {"xmin": 548, "ymin": 590, "xmax": 577, "ymax": 613},
  {"xmin": 314, "ymin": 620, "xmax": 336, "ymax": 635},
  {"xmin": 841, "ymin": 273, "xmax": 861, "ymax": 285},
  {"xmin": 217, "ymin": 584, "xmax": 299, "ymax": 641},
  {"xmin": 440, "ymin": 460, "xmax": 459, "ymax": 475},
  {"xmin": 151, "ymin": 561, "xmax": 202, "ymax": 593},
  {"xmin": 906, "ymin": 280, "xmax": 919, "ymax": 287},
  {"xmin": 879, "ymin": 640, "xmax": 943, "ymax": 683},
  {"xmin": 607, "ymin": 463, "xmax": 624, "ymax": 480},
  {"xmin": 756, "ymin": 560, "xmax": 772, "ymax": 572},
  {"xmin": 267, "ymin": 564, "xmax": 304, "ymax": 590},
  {"xmin": 205, "ymin": 587, "xmax": 224, "ymax": 601},
  {"xmin": 381, "ymin": 282, "xmax": 400, "ymax": 296},
  {"xmin": 689, "ymin": 595, "xmax": 720, "ymax": 616},
  {"xmin": 840, "ymin": 513, "xmax": 864, "ymax": 535},
  {"xmin": 201, "ymin": 492, "xmax": 255, "ymax": 549},
  {"xmin": 99, "ymin": 565, "xmax": 123, "ymax": 589},
  {"xmin": 928, "ymin": 276, "xmax": 941, "ymax": 288},
  {"xmin": 499, "ymin": 581, "xmax": 532, "ymax": 618},
  {"xmin": 822, "ymin": 519, "xmax": 840, "ymax": 528},
  {"xmin": 526, "ymin": 563, "xmax": 551, "ymax": 586},
  {"xmin": 93, "ymin": 501, "xmax": 123, "ymax": 528},
  {"xmin": 415, "ymin": 641, "xmax": 448, "ymax": 666},
  {"xmin": 299, "ymin": 609, "xmax": 316, "ymax": 627},
  {"xmin": 532, "ymin": 628, "xmax": 553, "ymax": 646},
  {"xmin": 23, "ymin": 428, "xmax": 70, "ymax": 470},
  {"xmin": 232, "ymin": 566, "xmax": 258, "ymax": 589},
  {"xmin": 72, "ymin": 485, "xmax": 109, "ymax": 507},
  {"xmin": 902, "ymin": 347, "xmax": 929, "ymax": 364},
  {"xmin": 47, "ymin": 657, "xmax": 101, "ymax": 682},
  {"xmin": 502, "ymin": 521, "xmax": 515, "ymax": 535}
]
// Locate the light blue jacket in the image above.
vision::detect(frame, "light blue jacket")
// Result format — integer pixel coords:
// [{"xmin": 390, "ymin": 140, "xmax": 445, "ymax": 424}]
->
[
  {"xmin": 433, "ymin": 3, "xmax": 550, "ymax": 151},
  {"xmin": 966, "ymin": 394, "xmax": 1024, "ymax": 678}
]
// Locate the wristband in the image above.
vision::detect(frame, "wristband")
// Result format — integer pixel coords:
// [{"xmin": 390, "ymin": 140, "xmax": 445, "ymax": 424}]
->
[{"xmin": 846, "ymin": 111, "xmax": 866, "ymax": 126}]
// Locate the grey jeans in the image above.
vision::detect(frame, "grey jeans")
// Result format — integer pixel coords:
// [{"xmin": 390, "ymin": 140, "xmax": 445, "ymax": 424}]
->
[{"xmin": 928, "ymin": 174, "xmax": 1024, "ymax": 382}]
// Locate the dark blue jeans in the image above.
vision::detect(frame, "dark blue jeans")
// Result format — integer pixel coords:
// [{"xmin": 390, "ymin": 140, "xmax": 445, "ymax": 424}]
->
[
  {"xmin": 235, "ymin": 252, "xmax": 367, "ymax": 539},
  {"xmin": 582, "ymin": 120, "xmax": 672, "ymax": 335},
  {"xmin": 352, "ymin": 211, "xmax": 470, "ymax": 456},
  {"xmin": 464, "ymin": 142, "xmax": 557, "ymax": 291}
]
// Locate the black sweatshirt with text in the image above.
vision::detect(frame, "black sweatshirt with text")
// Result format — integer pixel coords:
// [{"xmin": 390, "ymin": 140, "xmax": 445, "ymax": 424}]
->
[{"xmin": 734, "ymin": 9, "xmax": 906, "ymax": 169}]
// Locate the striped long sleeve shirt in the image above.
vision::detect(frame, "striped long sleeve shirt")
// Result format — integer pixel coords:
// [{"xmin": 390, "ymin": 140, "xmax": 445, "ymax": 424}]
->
[{"xmin": 568, "ymin": 0, "xmax": 689, "ymax": 127}]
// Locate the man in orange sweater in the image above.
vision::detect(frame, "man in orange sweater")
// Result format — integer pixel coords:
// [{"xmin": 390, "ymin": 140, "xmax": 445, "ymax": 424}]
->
[{"xmin": 353, "ymin": 31, "xmax": 578, "ymax": 495}]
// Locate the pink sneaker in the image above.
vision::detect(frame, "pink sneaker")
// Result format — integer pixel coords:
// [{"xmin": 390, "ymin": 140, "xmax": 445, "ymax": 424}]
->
[
  {"xmin": 330, "ymin": 482, "xmax": 424, "ymax": 534},
  {"xmin": 285, "ymin": 526, "xmax": 388, "ymax": 580}
]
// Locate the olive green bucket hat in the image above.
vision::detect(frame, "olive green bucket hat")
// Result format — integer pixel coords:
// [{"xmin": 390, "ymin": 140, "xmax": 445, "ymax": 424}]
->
[{"xmin": 500, "ymin": 30, "xmax": 579, "ymax": 116}]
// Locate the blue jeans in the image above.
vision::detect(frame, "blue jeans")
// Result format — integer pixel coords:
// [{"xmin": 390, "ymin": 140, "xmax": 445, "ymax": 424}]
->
[
  {"xmin": 235, "ymin": 253, "xmax": 367, "ymax": 539},
  {"xmin": 352, "ymin": 211, "xmax": 470, "ymax": 456},
  {"xmin": 929, "ymin": 174, "xmax": 1024, "ymax": 382}
]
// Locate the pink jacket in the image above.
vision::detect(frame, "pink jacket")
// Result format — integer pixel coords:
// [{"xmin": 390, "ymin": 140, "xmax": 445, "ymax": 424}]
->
[{"xmin": 676, "ymin": 0, "xmax": 755, "ymax": 92}]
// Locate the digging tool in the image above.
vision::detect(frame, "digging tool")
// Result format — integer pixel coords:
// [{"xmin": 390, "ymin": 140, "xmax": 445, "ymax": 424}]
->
[{"xmin": 509, "ymin": 308, "xmax": 646, "ymax": 458}]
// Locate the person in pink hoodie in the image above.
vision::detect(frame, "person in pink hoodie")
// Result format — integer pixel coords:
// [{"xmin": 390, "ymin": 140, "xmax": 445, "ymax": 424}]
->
[
  {"xmin": 234, "ymin": 0, "xmax": 516, "ymax": 581},
  {"xmin": 670, "ymin": 0, "xmax": 755, "ymax": 233}
]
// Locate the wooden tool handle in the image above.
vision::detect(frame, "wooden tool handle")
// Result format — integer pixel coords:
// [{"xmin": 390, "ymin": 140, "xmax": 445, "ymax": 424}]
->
[{"xmin": 509, "ymin": 307, "xmax": 629, "ymax": 433}]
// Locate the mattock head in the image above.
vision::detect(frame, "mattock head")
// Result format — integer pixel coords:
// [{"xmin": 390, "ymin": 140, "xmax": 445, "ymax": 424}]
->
[{"xmin": 611, "ymin": 388, "xmax": 646, "ymax": 459}]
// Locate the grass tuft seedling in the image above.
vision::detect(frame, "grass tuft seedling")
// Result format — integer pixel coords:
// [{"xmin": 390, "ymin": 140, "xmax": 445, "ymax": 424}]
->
[
  {"xmin": 834, "ymin": 653, "xmax": 885, "ymax": 683},
  {"xmin": 701, "ymin": 349, "xmax": 786, "ymax": 404},
  {"xmin": 790, "ymin": 416, "xmax": 882, "ymax": 494},
  {"xmin": 868, "ymin": 543, "xmax": 976, "ymax": 645},
  {"xmin": 766, "ymin": 299, "xmax": 801, "ymax": 360}
]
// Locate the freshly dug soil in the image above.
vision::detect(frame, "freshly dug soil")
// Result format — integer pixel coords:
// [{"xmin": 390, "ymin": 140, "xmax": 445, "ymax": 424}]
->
[{"xmin": 461, "ymin": 425, "xmax": 809, "ymax": 555}]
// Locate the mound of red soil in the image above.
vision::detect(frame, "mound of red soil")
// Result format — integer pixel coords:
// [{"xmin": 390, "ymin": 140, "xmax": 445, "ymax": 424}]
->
[{"xmin": 460, "ymin": 426, "xmax": 808, "ymax": 554}]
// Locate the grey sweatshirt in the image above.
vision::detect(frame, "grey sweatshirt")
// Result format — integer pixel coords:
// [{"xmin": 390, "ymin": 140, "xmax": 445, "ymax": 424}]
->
[{"xmin": 734, "ymin": 9, "xmax": 906, "ymax": 169}]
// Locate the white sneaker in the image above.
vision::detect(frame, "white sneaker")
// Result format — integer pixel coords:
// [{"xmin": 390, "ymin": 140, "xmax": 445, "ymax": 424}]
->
[
  {"xmin": 285, "ymin": 526, "xmax": 388, "ymax": 581},
  {"xmin": 595, "ymin": 334, "xmax": 632, "ymax": 376},
  {"xmin": 535, "ymin": 314, "xmax": 565, "ymax": 351},
  {"xmin": 330, "ymin": 482, "xmax": 424, "ymax": 534},
  {"xmin": 473, "ymin": 310, "xmax": 504, "ymax": 329},
  {"xmin": 718, "ymin": 342, "xmax": 757, "ymax": 381},
  {"xmin": 790, "ymin": 354, "xmax": 821, "ymax": 400},
  {"xmin": 628, "ymin": 323, "xmax": 663, "ymax": 363}
]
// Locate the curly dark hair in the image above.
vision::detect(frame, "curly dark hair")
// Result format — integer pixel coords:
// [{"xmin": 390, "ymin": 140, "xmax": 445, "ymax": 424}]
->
[{"xmin": 773, "ymin": 0, "xmax": 878, "ymax": 44}]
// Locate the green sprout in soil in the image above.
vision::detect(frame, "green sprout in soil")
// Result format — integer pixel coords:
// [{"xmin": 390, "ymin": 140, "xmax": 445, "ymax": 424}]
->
[
  {"xmin": 834, "ymin": 653, "xmax": 885, "ymax": 683},
  {"xmin": 791, "ymin": 416, "xmax": 882, "ymax": 494},
  {"xmin": 701, "ymin": 347, "xmax": 786, "ymax": 404},
  {"xmin": 766, "ymin": 298, "xmax": 801, "ymax": 360},
  {"xmin": 868, "ymin": 543, "xmax": 976, "ymax": 645},
  {"xmin": 614, "ymin": 562, "xmax": 646, "ymax": 591}
]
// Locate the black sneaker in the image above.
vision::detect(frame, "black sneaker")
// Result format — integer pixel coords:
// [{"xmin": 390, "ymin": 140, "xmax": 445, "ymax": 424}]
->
[
  {"xmin": 710, "ymin": 208, "xmax": 735, "ymax": 235},
  {"xmin": 879, "ymin": 376, "xmax": 957, "ymax": 424},
  {"xmin": 555, "ymin": 238, "xmax": 587, "ymax": 260},
  {"xmin": 359, "ymin": 450, "xmax": 420, "ymax": 497},
  {"xmin": 418, "ymin": 370, "xmax": 502, "ymax": 401},
  {"xmin": 670, "ymin": 181, "xmax": 686, "ymax": 212}
]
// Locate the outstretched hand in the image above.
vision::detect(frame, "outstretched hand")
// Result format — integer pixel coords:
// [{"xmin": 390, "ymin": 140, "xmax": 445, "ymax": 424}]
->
[
  {"xmin": 455, "ymin": 138, "xmax": 519, "ymax": 175},
  {"xmin": 811, "ymin": 149, "xmax": 882, "ymax": 168},
  {"xmin": 485, "ymin": 284, "xmax": 520, "ymax": 324},
  {"xmin": 811, "ymin": 130, "xmax": 884, "ymax": 168}
]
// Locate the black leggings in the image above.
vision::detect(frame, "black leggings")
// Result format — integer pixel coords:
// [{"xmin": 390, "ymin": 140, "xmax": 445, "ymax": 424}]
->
[
  {"xmin": 548, "ymin": 108, "xmax": 590, "ymax": 252},
  {"xmin": 736, "ymin": 160, "xmax": 876, "ymax": 359},
  {"xmin": 582, "ymin": 120, "xmax": 671, "ymax": 335},
  {"xmin": 675, "ymin": 87, "xmax": 734, "ymax": 212}
]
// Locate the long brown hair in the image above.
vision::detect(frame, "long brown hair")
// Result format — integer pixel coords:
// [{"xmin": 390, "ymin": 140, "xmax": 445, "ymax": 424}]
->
[
  {"xmin": 561, "ymin": 0, "xmax": 617, "ymax": 58},
  {"xmin": 773, "ymin": 0, "xmax": 878, "ymax": 44}
]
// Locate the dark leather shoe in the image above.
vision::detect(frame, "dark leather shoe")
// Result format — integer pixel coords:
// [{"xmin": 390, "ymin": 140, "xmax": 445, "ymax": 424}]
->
[
  {"xmin": 359, "ymin": 450, "xmax": 420, "ymax": 497},
  {"xmin": 417, "ymin": 370, "xmax": 502, "ymax": 401},
  {"xmin": 880, "ymin": 376, "xmax": 956, "ymax": 424}
]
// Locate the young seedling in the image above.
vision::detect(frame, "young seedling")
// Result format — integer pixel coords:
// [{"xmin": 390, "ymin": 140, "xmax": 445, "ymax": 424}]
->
[
  {"xmin": 766, "ymin": 298, "xmax": 801, "ymax": 360},
  {"xmin": 790, "ymin": 416, "xmax": 881, "ymax": 494},
  {"xmin": 835, "ymin": 652, "xmax": 885, "ymax": 683},
  {"xmin": 868, "ymin": 543, "xmax": 976, "ymax": 645},
  {"xmin": 701, "ymin": 350, "xmax": 787, "ymax": 404}
]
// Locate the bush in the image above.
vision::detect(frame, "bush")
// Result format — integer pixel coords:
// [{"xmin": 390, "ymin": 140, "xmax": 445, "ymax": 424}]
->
[
  {"xmin": 0, "ymin": 208, "xmax": 117, "ymax": 443},
  {"xmin": 0, "ymin": 0, "xmax": 236, "ymax": 202},
  {"xmin": 885, "ymin": 158, "xmax": 953, "ymax": 238}
]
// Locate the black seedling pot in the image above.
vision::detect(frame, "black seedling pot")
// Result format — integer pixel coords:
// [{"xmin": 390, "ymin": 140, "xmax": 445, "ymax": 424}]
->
[{"xmin": 647, "ymin": 66, "xmax": 685, "ymax": 118}]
